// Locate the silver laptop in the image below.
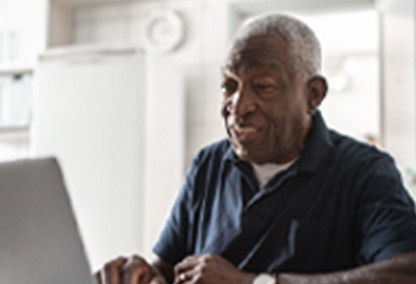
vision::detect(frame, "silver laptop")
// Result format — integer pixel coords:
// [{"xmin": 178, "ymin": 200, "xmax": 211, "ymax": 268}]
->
[{"xmin": 0, "ymin": 157, "xmax": 95, "ymax": 284}]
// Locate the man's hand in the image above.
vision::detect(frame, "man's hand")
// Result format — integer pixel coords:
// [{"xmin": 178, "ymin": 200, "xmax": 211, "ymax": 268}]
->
[
  {"xmin": 173, "ymin": 254, "xmax": 256, "ymax": 284},
  {"xmin": 95, "ymin": 255, "xmax": 167, "ymax": 284}
]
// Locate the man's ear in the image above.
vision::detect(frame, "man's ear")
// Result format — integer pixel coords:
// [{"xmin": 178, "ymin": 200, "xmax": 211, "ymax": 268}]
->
[{"xmin": 306, "ymin": 75, "xmax": 327, "ymax": 115}]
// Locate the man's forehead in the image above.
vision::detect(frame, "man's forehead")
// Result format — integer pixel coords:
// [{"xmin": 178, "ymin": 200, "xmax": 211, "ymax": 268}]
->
[
  {"xmin": 221, "ymin": 62, "xmax": 286, "ymax": 78},
  {"xmin": 222, "ymin": 50, "xmax": 291, "ymax": 79},
  {"xmin": 223, "ymin": 35, "xmax": 292, "ymax": 76}
]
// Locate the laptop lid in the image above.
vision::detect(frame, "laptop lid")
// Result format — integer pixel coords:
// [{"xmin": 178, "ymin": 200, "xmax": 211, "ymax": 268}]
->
[{"xmin": 0, "ymin": 157, "xmax": 94, "ymax": 284}]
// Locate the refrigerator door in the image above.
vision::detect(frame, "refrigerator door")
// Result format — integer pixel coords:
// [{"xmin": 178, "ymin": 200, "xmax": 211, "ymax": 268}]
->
[{"xmin": 32, "ymin": 47, "xmax": 145, "ymax": 270}]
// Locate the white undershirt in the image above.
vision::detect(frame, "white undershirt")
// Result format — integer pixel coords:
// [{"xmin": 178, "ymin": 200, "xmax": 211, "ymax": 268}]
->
[{"xmin": 251, "ymin": 159, "xmax": 297, "ymax": 189}]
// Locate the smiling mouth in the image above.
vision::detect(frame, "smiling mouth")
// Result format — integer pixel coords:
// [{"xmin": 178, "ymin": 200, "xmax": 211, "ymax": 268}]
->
[{"xmin": 230, "ymin": 125, "xmax": 260, "ymax": 142}]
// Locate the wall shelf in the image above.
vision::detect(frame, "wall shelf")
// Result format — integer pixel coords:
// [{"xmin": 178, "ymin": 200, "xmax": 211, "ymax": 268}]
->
[
  {"xmin": 51, "ymin": 0, "xmax": 136, "ymax": 6},
  {"xmin": 0, "ymin": 66, "xmax": 33, "ymax": 76}
]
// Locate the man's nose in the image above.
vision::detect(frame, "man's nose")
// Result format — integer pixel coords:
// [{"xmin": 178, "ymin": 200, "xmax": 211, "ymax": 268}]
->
[{"xmin": 227, "ymin": 88, "xmax": 256, "ymax": 117}]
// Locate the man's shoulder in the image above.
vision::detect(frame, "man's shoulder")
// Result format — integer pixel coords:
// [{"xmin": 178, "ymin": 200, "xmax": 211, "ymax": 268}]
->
[
  {"xmin": 185, "ymin": 139, "xmax": 231, "ymax": 193},
  {"xmin": 328, "ymin": 129, "xmax": 395, "ymax": 172},
  {"xmin": 324, "ymin": 130, "xmax": 406, "ymax": 205}
]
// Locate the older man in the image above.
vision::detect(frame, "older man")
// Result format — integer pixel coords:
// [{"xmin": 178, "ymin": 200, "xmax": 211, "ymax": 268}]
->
[{"xmin": 97, "ymin": 14, "xmax": 416, "ymax": 284}]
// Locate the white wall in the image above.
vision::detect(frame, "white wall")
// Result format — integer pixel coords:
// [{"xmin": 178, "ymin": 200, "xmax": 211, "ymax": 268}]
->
[
  {"xmin": 379, "ymin": 0, "xmax": 416, "ymax": 171},
  {"xmin": 0, "ymin": 0, "xmax": 48, "ymax": 66},
  {"xmin": 0, "ymin": 0, "xmax": 48, "ymax": 160}
]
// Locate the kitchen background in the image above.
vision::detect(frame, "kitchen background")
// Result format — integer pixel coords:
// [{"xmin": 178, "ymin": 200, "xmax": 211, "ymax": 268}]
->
[{"xmin": 1, "ymin": 0, "xmax": 415, "ymax": 273}]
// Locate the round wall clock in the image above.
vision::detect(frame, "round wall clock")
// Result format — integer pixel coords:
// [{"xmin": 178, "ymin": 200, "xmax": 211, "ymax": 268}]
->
[{"xmin": 143, "ymin": 10, "xmax": 185, "ymax": 53}]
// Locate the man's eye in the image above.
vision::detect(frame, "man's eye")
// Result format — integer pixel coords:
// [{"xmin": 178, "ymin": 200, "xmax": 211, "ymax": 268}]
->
[
  {"xmin": 253, "ymin": 83, "xmax": 275, "ymax": 92},
  {"xmin": 221, "ymin": 81, "xmax": 237, "ymax": 95}
]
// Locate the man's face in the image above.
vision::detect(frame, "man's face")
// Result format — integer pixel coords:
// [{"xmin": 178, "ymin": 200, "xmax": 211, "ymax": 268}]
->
[{"xmin": 221, "ymin": 36, "xmax": 312, "ymax": 164}]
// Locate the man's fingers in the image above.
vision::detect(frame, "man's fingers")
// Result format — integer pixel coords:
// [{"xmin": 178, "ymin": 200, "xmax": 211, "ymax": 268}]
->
[
  {"xmin": 98, "ymin": 254, "xmax": 166, "ymax": 284},
  {"xmin": 174, "ymin": 255, "xmax": 200, "ymax": 275},
  {"xmin": 149, "ymin": 275, "xmax": 168, "ymax": 284},
  {"xmin": 95, "ymin": 270, "xmax": 103, "ymax": 284},
  {"xmin": 122, "ymin": 255, "xmax": 152, "ymax": 284},
  {"xmin": 173, "ymin": 270, "xmax": 195, "ymax": 284},
  {"xmin": 174, "ymin": 255, "xmax": 210, "ymax": 284},
  {"xmin": 101, "ymin": 256, "xmax": 128, "ymax": 284}
]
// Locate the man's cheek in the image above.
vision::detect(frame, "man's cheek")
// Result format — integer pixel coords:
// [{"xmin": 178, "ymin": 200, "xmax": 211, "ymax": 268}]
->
[
  {"xmin": 220, "ymin": 101, "xmax": 231, "ymax": 117},
  {"xmin": 223, "ymin": 120, "xmax": 232, "ymax": 137}
]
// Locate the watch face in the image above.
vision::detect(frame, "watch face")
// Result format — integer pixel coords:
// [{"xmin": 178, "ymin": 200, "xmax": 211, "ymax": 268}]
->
[{"xmin": 253, "ymin": 274, "xmax": 276, "ymax": 284}]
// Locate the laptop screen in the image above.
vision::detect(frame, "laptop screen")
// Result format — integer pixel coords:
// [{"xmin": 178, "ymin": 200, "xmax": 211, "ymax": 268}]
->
[{"xmin": 0, "ymin": 158, "xmax": 94, "ymax": 284}]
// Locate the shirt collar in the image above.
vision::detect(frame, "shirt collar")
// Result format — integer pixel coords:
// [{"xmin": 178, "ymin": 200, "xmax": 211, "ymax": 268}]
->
[
  {"xmin": 223, "ymin": 142, "xmax": 240, "ymax": 163},
  {"xmin": 222, "ymin": 111, "xmax": 333, "ymax": 173},
  {"xmin": 296, "ymin": 111, "xmax": 334, "ymax": 173}
]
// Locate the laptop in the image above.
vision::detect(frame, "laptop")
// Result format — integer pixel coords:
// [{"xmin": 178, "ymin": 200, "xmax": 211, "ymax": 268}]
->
[{"xmin": 0, "ymin": 157, "xmax": 95, "ymax": 284}]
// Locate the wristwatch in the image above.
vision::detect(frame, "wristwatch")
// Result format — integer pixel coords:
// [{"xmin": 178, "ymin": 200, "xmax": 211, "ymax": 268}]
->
[{"xmin": 253, "ymin": 273, "xmax": 276, "ymax": 284}]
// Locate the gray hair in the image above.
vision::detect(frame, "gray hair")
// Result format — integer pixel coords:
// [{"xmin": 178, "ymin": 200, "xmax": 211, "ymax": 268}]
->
[{"xmin": 232, "ymin": 13, "xmax": 322, "ymax": 77}]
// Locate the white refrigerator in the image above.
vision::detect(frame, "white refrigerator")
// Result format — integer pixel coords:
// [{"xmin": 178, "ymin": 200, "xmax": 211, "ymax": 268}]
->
[{"xmin": 32, "ymin": 45, "xmax": 146, "ymax": 271}]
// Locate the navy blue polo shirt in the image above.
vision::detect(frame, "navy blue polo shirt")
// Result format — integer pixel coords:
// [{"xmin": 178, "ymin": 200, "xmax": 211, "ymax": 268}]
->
[{"xmin": 153, "ymin": 112, "xmax": 416, "ymax": 273}]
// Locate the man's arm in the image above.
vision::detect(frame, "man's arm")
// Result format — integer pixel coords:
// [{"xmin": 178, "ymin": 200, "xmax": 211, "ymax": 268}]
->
[
  {"xmin": 173, "ymin": 251, "xmax": 416, "ymax": 284},
  {"xmin": 277, "ymin": 250, "xmax": 416, "ymax": 283}
]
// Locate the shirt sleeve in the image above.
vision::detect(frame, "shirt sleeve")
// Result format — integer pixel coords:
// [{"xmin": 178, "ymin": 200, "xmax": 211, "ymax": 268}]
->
[
  {"xmin": 152, "ymin": 151, "xmax": 204, "ymax": 265},
  {"xmin": 354, "ymin": 156, "xmax": 416, "ymax": 265}
]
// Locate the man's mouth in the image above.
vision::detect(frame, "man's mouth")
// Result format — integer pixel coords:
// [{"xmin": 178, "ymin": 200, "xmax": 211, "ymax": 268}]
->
[{"xmin": 230, "ymin": 125, "xmax": 260, "ymax": 142}]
